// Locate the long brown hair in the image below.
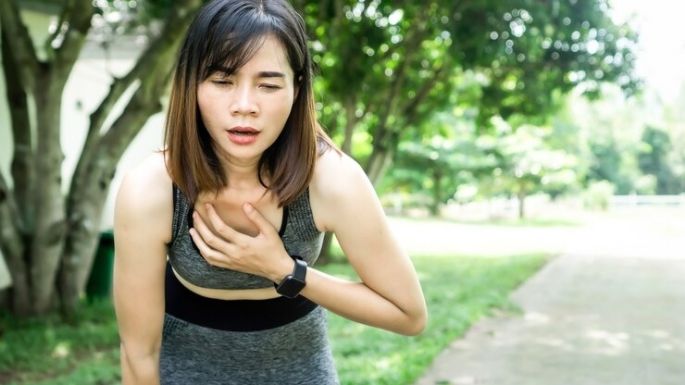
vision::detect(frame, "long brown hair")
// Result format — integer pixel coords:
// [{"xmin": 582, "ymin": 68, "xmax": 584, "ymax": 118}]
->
[{"xmin": 164, "ymin": 0, "xmax": 336, "ymax": 206}]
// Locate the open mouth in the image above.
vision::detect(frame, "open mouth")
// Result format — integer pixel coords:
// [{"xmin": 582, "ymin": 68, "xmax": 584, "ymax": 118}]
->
[
  {"xmin": 226, "ymin": 127, "xmax": 259, "ymax": 145},
  {"xmin": 227, "ymin": 128, "xmax": 259, "ymax": 135}
]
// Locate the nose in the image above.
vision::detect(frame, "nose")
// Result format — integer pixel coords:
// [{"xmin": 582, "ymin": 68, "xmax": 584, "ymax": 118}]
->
[{"xmin": 230, "ymin": 84, "xmax": 258, "ymax": 116}]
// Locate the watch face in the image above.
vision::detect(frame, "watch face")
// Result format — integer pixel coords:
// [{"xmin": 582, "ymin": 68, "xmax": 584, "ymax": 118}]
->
[
  {"xmin": 277, "ymin": 276, "xmax": 306, "ymax": 298},
  {"xmin": 276, "ymin": 258, "xmax": 307, "ymax": 298}
]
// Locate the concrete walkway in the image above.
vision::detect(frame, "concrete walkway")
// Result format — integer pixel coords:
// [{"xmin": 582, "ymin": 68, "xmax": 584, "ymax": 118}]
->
[{"xmin": 414, "ymin": 209, "xmax": 685, "ymax": 385}]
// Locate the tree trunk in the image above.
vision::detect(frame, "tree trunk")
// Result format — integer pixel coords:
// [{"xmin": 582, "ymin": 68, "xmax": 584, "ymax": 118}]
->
[
  {"xmin": 59, "ymin": 88, "xmax": 167, "ymax": 314},
  {"xmin": 0, "ymin": 202, "xmax": 31, "ymax": 315},
  {"xmin": 430, "ymin": 169, "xmax": 442, "ymax": 216},
  {"xmin": 30, "ymin": 73, "xmax": 68, "ymax": 314},
  {"xmin": 517, "ymin": 190, "xmax": 526, "ymax": 219},
  {"xmin": 2, "ymin": 30, "xmax": 34, "ymax": 232},
  {"xmin": 0, "ymin": 0, "xmax": 203, "ymax": 317},
  {"xmin": 59, "ymin": 2, "xmax": 200, "ymax": 315},
  {"xmin": 365, "ymin": 128, "xmax": 400, "ymax": 186},
  {"xmin": 365, "ymin": 148, "xmax": 393, "ymax": 186},
  {"xmin": 0, "ymin": 27, "xmax": 33, "ymax": 316}
]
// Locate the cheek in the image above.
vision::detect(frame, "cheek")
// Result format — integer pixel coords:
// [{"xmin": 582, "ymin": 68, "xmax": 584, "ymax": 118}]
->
[
  {"xmin": 196, "ymin": 85, "xmax": 216, "ymax": 116},
  {"xmin": 274, "ymin": 93, "xmax": 296, "ymax": 120},
  {"xmin": 197, "ymin": 95, "xmax": 221, "ymax": 128}
]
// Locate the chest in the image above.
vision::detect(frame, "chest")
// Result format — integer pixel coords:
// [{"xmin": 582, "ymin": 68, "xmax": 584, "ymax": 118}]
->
[{"xmin": 194, "ymin": 190, "xmax": 284, "ymax": 236}]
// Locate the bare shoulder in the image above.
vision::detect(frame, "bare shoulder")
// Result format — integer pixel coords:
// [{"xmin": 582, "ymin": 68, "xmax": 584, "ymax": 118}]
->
[
  {"xmin": 114, "ymin": 151, "xmax": 173, "ymax": 244},
  {"xmin": 309, "ymin": 149, "xmax": 376, "ymax": 232}
]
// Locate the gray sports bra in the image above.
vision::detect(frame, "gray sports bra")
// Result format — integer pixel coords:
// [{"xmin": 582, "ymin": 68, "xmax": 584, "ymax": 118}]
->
[{"xmin": 167, "ymin": 185, "xmax": 325, "ymax": 289}]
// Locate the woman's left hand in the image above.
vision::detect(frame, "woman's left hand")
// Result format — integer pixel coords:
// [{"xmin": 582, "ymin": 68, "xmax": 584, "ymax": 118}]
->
[{"xmin": 189, "ymin": 203, "xmax": 293, "ymax": 282}]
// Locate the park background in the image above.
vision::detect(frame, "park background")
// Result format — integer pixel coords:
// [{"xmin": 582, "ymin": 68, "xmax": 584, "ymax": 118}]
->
[{"xmin": 0, "ymin": 0, "xmax": 684, "ymax": 384}]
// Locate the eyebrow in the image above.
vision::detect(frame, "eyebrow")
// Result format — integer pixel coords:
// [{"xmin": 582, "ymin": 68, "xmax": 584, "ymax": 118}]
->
[
  {"xmin": 256, "ymin": 71, "xmax": 286, "ymax": 79},
  {"xmin": 212, "ymin": 67, "xmax": 286, "ymax": 79}
]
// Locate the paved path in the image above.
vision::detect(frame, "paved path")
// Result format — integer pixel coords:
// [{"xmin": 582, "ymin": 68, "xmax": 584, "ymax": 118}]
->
[{"xmin": 414, "ymin": 209, "xmax": 685, "ymax": 385}]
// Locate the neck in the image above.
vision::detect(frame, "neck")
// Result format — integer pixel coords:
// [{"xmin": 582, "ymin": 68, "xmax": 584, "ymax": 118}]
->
[{"xmin": 220, "ymin": 153, "xmax": 265, "ymax": 191}]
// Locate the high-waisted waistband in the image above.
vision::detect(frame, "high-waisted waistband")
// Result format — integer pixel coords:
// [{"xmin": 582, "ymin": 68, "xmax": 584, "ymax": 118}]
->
[{"xmin": 164, "ymin": 263, "xmax": 318, "ymax": 331}]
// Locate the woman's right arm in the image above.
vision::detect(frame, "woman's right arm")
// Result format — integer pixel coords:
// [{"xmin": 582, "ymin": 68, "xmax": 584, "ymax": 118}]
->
[{"xmin": 113, "ymin": 154, "xmax": 172, "ymax": 385}]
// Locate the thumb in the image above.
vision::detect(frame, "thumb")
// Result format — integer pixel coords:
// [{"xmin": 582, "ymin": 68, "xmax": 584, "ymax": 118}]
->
[{"xmin": 243, "ymin": 203, "xmax": 276, "ymax": 235}]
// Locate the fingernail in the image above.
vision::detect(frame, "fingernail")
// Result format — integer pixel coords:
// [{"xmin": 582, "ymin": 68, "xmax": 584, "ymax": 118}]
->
[{"xmin": 244, "ymin": 203, "xmax": 253, "ymax": 212}]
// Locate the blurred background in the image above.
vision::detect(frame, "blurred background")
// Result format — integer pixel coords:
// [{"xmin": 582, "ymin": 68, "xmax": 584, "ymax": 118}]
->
[{"xmin": 0, "ymin": 0, "xmax": 683, "ymax": 384}]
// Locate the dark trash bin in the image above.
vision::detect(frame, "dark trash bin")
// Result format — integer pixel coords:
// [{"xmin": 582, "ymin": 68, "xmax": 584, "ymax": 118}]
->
[{"xmin": 86, "ymin": 231, "xmax": 115, "ymax": 301}]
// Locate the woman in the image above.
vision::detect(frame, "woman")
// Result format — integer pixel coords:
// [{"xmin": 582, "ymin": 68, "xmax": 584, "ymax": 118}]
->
[{"xmin": 113, "ymin": 0, "xmax": 427, "ymax": 384}]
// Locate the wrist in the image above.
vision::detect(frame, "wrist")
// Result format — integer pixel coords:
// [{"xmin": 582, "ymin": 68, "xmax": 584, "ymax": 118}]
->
[
  {"xmin": 273, "ymin": 256, "xmax": 308, "ymax": 298},
  {"xmin": 268, "ymin": 251, "xmax": 296, "ymax": 283}
]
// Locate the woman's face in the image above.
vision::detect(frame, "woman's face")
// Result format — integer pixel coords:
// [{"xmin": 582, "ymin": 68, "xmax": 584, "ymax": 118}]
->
[{"xmin": 197, "ymin": 35, "xmax": 296, "ymax": 167}]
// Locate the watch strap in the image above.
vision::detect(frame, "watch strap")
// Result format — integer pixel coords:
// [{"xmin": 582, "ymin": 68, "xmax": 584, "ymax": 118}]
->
[{"xmin": 274, "ymin": 256, "xmax": 308, "ymax": 298}]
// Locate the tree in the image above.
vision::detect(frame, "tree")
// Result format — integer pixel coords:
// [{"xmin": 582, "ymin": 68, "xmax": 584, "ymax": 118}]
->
[
  {"xmin": 292, "ymin": 0, "xmax": 637, "ymax": 259},
  {"xmin": 486, "ymin": 122, "xmax": 578, "ymax": 219},
  {"xmin": 292, "ymin": 0, "xmax": 638, "ymax": 186},
  {"xmin": 381, "ymin": 110, "xmax": 497, "ymax": 216},
  {"xmin": 0, "ymin": 0, "xmax": 203, "ymax": 317},
  {"xmin": 638, "ymin": 126, "xmax": 678, "ymax": 194}
]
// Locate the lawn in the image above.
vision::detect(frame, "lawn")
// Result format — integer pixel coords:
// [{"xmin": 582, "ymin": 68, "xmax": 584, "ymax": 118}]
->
[{"xmin": 0, "ymin": 253, "xmax": 549, "ymax": 385}]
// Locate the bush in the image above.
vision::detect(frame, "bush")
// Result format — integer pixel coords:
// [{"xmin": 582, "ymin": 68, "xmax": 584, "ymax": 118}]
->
[{"xmin": 582, "ymin": 180, "xmax": 615, "ymax": 210}]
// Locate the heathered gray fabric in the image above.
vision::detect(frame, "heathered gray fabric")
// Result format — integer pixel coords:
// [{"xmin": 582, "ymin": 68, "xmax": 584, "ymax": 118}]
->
[
  {"xmin": 160, "ymin": 307, "xmax": 339, "ymax": 385},
  {"xmin": 162, "ymin": 185, "xmax": 338, "ymax": 384},
  {"xmin": 168, "ymin": 185, "xmax": 325, "ymax": 289}
]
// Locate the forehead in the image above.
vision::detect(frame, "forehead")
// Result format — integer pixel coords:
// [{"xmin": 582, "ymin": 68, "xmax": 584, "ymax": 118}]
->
[{"xmin": 237, "ymin": 36, "xmax": 293, "ymax": 76}]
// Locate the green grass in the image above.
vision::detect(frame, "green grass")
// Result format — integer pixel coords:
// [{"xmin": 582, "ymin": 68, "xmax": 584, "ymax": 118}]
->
[
  {"xmin": 0, "ymin": 300, "xmax": 121, "ymax": 385},
  {"xmin": 0, "ymin": 253, "xmax": 549, "ymax": 385},
  {"xmin": 326, "ymin": 253, "xmax": 549, "ymax": 385}
]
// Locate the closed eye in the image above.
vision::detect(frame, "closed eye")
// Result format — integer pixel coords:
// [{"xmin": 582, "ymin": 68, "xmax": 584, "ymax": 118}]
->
[
  {"xmin": 212, "ymin": 79, "xmax": 233, "ymax": 85},
  {"xmin": 260, "ymin": 84, "xmax": 282, "ymax": 90}
]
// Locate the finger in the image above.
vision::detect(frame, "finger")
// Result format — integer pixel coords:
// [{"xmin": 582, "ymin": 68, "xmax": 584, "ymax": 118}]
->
[
  {"xmin": 189, "ymin": 228, "xmax": 230, "ymax": 268},
  {"xmin": 243, "ymin": 203, "xmax": 277, "ymax": 236},
  {"xmin": 205, "ymin": 204, "xmax": 243, "ymax": 242},
  {"xmin": 192, "ymin": 211, "xmax": 231, "ymax": 251}
]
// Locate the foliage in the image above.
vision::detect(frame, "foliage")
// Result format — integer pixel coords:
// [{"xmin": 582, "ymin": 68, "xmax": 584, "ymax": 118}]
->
[
  {"xmin": 382, "ymin": 114, "xmax": 580, "ymax": 217},
  {"xmin": 291, "ymin": 0, "xmax": 638, "ymax": 184},
  {"xmin": 582, "ymin": 180, "xmax": 615, "ymax": 210},
  {"xmin": 494, "ymin": 123, "xmax": 578, "ymax": 191},
  {"xmin": 638, "ymin": 126, "xmax": 680, "ymax": 194},
  {"xmin": 0, "ymin": 253, "xmax": 549, "ymax": 385},
  {"xmin": 561, "ymin": 84, "xmax": 685, "ymax": 196},
  {"xmin": 379, "ymin": 110, "xmax": 497, "ymax": 215}
]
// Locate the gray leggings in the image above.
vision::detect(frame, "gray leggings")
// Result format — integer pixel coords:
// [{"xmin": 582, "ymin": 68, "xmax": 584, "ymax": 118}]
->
[{"xmin": 160, "ymin": 307, "xmax": 339, "ymax": 384}]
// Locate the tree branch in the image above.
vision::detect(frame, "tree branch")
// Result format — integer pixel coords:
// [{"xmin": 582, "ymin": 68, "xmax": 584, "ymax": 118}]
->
[
  {"xmin": 52, "ymin": 0, "xmax": 94, "ymax": 81},
  {"xmin": 0, "ymin": 0, "xmax": 40, "ymax": 90},
  {"xmin": 0, "ymin": 170, "xmax": 24, "ymax": 260},
  {"xmin": 99, "ymin": 55, "xmax": 174, "ymax": 158},
  {"xmin": 401, "ymin": 64, "xmax": 448, "ymax": 126},
  {"xmin": 69, "ymin": 0, "xmax": 202, "ymax": 199},
  {"xmin": 369, "ymin": 32, "xmax": 423, "ymax": 146},
  {"xmin": 44, "ymin": 0, "xmax": 75, "ymax": 58},
  {"xmin": 1, "ymin": 27, "xmax": 33, "ymax": 233}
]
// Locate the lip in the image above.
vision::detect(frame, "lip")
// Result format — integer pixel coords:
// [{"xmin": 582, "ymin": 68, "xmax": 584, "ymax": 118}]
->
[
  {"xmin": 226, "ymin": 126, "xmax": 260, "ymax": 145},
  {"xmin": 228, "ymin": 126, "xmax": 260, "ymax": 134}
]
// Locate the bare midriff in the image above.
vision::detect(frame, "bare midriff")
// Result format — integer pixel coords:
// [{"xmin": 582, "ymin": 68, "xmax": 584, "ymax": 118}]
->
[{"xmin": 171, "ymin": 266, "xmax": 281, "ymax": 300}]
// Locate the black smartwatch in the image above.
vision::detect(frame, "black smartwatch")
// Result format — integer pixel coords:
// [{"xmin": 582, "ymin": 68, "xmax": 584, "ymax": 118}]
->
[{"xmin": 274, "ymin": 256, "xmax": 308, "ymax": 298}]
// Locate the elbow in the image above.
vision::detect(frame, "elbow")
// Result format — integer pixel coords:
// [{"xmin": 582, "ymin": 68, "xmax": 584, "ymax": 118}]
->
[
  {"xmin": 399, "ymin": 311, "xmax": 428, "ymax": 336},
  {"xmin": 120, "ymin": 341, "xmax": 160, "ymax": 382}
]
